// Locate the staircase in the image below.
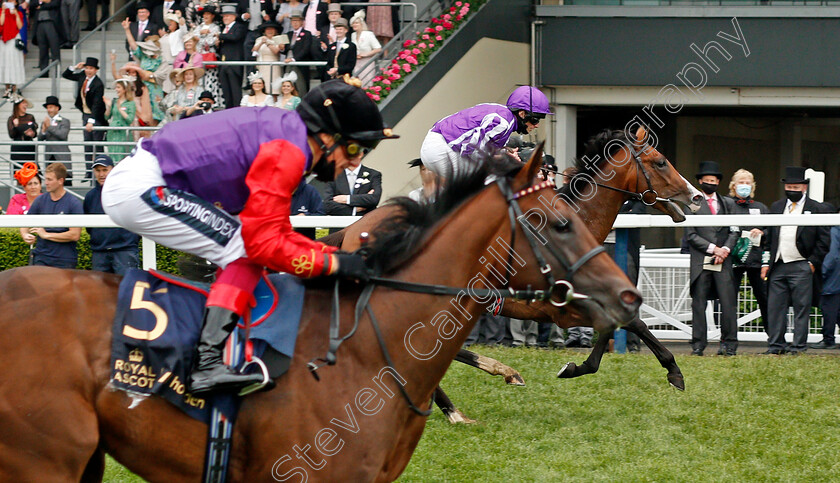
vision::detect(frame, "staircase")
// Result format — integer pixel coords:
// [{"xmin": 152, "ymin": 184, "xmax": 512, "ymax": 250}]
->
[{"xmin": 1, "ymin": 24, "xmax": 129, "ymax": 205}]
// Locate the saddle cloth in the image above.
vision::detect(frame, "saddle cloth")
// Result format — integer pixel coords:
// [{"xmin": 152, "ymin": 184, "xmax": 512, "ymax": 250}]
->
[{"xmin": 109, "ymin": 269, "xmax": 304, "ymax": 423}]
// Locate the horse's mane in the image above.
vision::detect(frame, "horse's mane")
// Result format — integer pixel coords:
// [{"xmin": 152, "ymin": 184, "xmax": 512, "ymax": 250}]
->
[
  {"xmin": 558, "ymin": 129, "xmax": 632, "ymax": 197},
  {"xmin": 363, "ymin": 154, "xmax": 520, "ymax": 274}
]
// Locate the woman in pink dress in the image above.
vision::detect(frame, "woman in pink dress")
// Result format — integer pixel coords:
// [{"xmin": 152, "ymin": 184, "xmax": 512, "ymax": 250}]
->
[{"xmin": 6, "ymin": 162, "xmax": 42, "ymax": 215}]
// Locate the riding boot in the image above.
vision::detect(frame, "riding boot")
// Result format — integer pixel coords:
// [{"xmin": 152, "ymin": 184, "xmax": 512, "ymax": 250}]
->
[{"xmin": 189, "ymin": 306, "xmax": 265, "ymax": 395}]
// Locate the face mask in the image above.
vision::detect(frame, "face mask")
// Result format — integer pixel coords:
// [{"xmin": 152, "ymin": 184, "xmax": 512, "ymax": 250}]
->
[
  {"xmin": 735, "ymin": 184, "xmax": 751, "ymax": 198},
  {"xmin": 700, "ymin": 182, "xmax": 718, "ymax": 195},
  {"xmin": 785, "ymin": 190, "xmax": 803, "ymax": 203}
]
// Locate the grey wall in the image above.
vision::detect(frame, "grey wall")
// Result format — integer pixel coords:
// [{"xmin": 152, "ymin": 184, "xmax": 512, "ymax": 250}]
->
[{"xmin": 539, "ymin": 17, "xmax": 840, "ymax": 87}]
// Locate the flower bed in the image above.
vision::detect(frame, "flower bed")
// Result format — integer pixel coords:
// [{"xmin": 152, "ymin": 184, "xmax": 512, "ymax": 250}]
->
[{"xmin": 364, "ymin": 0, "xmax": 486, "ymax": 103}]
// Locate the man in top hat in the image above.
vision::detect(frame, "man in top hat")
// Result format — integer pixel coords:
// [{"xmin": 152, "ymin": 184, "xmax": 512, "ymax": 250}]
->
[
  {"xmin": 685, "ymin": 161, "xmax": 739, "ymax": 356},
  {"xmin": 318, "ymin": 2, "xmax": 343, "ymax": 50},
  {"xmin": 322, "ymin": 17, "xmax": 356, "ymax": 81},
  {"xmin": 62, "ymin": 57, "xmax": 108, "ymax": 184},
  {"xmin": 760, "ymin": 166, "xmax": 831, "ymax": 354},
  {"xmin": 83, "ymin": 155, "xmax": 141, "ymax": 275},
  {"xmin": 282, "ymin": 9, "xmax": 316, "ymax": 93},
  {"xmin": 37, "ymin": 96, "xmax": 72, "ymax": 185},
  {"xmin": 126, "ymin": 3, "xmax": 160, "ymax": 59},
  {"xmin": 218, "ymin": 4, "xmax": 247, "ymax": 108}
]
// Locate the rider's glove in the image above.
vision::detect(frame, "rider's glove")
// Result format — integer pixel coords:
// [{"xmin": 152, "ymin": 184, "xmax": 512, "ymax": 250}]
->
[{"xmin": 334, "ymin": 253, "xmax": 371, "ymax": 282}]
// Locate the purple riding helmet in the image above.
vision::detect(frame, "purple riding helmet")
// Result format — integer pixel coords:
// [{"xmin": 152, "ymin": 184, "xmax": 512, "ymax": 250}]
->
[{"xmin": 506, "ymin": 86, "xmax": 552, "ymax": 134}]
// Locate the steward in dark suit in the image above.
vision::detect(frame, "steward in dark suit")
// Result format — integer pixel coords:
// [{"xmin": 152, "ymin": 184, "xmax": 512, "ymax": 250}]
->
[
  {"xmin": 62, "ymin": 57, "xmax": 108, "ymax": 183},
  {"xmin": 218, "ymin": 6, "xmax": 247, "ymax": 108},
  {"xmin": 321, "ymin": 19, "xmax": 356, "ymax": 81},
  {"xmin": 30, "ymin": 0, "xmax": 66, "ymax": 71},
  {"xmin": 323, "ymin": 163, "xmax": 382, "ymax": 216},
  {"xmin": 283, "ymin": 10, "xmax": 316, "ymax": 93},
  {"xmin": 685, "ymin": 161, "xmax": 739, "ymax": 356},
  {"xmin": 760, "ymin": 166, "xmax": 831, "ymax": 354}
]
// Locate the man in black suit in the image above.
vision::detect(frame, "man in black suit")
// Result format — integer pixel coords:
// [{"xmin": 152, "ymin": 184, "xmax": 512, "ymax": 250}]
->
[
  {"xmin": 322, "ymin": 18, "xmax": 356, "ymax": 81},
  {"xmin": 323, "ymin": 156, "xmax": 382, "ymax": 216},
  {"xmin": 61, "ymin": 57, "xmax": 108, "ymax": 184},
  {"xmin": 125, "ymin": 3, "xmax": 160, "ymax": 59},
  {"xmin": 283, "ymin": 10, "xmax": 315, "ymax": 93},
  {"xmin": 31, "ymin": 0, "xmax": 66, "ymax": 72},
  {"xmin": 685, "ymin": 161, "xmax": 739, "ymax": 356},
  {"xmin": 760, "ymin": 166, "xmax": 831, "ymax": 354},
  {"xmin": 218, "ymin": 5, "xmax": 247, "ymax": 108},
  {"xmin": 151, "ymin": 0, "xmax": 184, "ymax": 30}
]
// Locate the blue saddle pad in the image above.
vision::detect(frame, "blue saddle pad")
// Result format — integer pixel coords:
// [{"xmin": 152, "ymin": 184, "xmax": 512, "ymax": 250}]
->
[{"xmin": 109, "ymin": 269, "xmax": 305, "ymax": 423}]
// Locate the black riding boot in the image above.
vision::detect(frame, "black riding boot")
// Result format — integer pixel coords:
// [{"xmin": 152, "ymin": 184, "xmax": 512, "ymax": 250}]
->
[{"xmin": 189, "ymin": 306, "xmax": 265, "ymax": 395}]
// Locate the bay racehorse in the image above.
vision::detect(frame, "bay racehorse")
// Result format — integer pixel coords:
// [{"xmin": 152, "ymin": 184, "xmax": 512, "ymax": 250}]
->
[
  {"xmin": 0, "ymin": 150, "xmax": 641, "ymax": 482},
  {"xmin": 322, "ymin": 127, "xmax": 701, "ymax": 421}
]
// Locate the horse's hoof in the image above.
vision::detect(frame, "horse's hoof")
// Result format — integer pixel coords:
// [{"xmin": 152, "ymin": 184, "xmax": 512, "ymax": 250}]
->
[
  {"xmin": 557, "ymin": 362, "xmax": 577, "ymax": 378},
  {"xmin": 504, "ymin": 373, "xmax": 526, "ymax": 386},
  {"xmin": 668, "ymin": 373, "xmax": 685, "ymax": 391},
  {"xmin": 447, "ymin": 409, "xmax": 477, "ymax": 425}
]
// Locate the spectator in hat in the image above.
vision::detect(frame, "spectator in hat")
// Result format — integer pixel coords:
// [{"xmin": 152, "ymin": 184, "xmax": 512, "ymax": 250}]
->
[
  {"xmin": 218, "ymin": 4, "xmax": 247, "ymax": 108},
  {"xmin": 30, "ymin": 0, "xmax": 66, "ymax": 73},
  {"xmin": 276, "ymin": 0, "xmax": 303, "ymax": 34},
  {"xmin": 726, "ymin": 169, "xmax": 770, "ymax": 335},
  {"xmin": 20, "ymin": 162, "xmax": 84, "ymax": 268},
  {"xmin": 282, "ymin": 9, "xmax": 315, "ymax": 93},
  {"xmin": 252, "ymin": 20, "xmax": 284, "ymax": 92},
  {"xmin": 104, "ymin": 77, "xmax": 136, "ymax": 162},
  {"xmin": 406, "ymin": 157, "xmax": 436, "ymax": 204},
  {"xmin": 349, "ymin": 9, "xmax": 380, "ymax": 83},
  {"xmin": 158, "ymin": 12, "xmax": 189, "ymax": 62},
  {"xmin": 38, "ymin": 95, "xmax": 72, "ymax": 182},
  {"xmin": 761, "ymin": 166, "xmax": 831, "ymax": 354},
  {"xmin": 167, "ymin": 65, "xmax": 206, "ymax": 119},
  {"xmin": 62, "ymin": 57, "xmax": 108, "ymax": 183},
  {"xmin": 175, "ymin": 32, "xmax": 204, "ymax": 69},
  {"xmin": 240, "ymin": 71, "xmax": 274, "ymax": 106},
  {"xmin": 236, "ymin": 0, "xmax": 275, "ymax": 57},
  {"xmin": 119, "ymin": 25, "xmax": 167, "ymax": 124},
  {"xmin": 152, "ymin": 0, "xmax": 184, "ymax": 31},
  {"xmin": 686, "ymin": 160, "xmax": 739, "ymax": 356},
  {"xmin": 83, "ymin": 155, "xmax": 141, "ymax": 275},
  {"xmin": 125, "ymin": 2, "xmax": 160, "ymax": 60},
  {"xmin": 274, "ymin": 70, "xmax": 300, "ymax": 110},
  {"xmin": 191, "ymin": 5, "xmax": 225, "ymax": 107},
  {"xmin": 184, "ymin": 89, "xmax": 215, "ymax": 117},
  {"xmin": 185, "ymin": 0, "xmax": 217, "ymax": 29},
  {"xmin": 6, "ymin": 162, "xmax": 43, "ymax": 215},
  {"xmin": 6, "ymin": 95, "xmax": 38, "ymax": 167},
  {"xmin": 318, "ymin": 2, "xmax": 343, "ymax": 50},
  {"xmin": 322, "ymin": 17, "xmax": 355, "ymax": 81}
]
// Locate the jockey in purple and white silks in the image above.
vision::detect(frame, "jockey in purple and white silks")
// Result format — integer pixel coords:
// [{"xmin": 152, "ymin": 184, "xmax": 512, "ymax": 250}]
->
[{"xmin": 419, "ymin": 86, "xmax": 552, "ymax": 179}]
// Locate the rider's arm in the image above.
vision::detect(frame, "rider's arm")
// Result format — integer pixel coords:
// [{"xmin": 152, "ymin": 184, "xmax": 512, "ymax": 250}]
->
[
  {"xmin": 459, "ymin": 112, "xmax": 514, "ymax": 160},
  {"xmin": 239, "ymin": 139, "xmax": 338, "ymax": 277}
]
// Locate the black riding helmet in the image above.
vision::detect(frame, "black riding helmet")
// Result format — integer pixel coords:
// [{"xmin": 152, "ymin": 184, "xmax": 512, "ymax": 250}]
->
[{"xmin": 297, "ymin": 77, "xmax": 398, "ymax": 180}]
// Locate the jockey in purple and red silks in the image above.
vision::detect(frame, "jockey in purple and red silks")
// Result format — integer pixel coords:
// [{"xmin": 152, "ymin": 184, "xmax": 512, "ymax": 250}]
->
[
  {"xmin": 102, "ymin": 78, "xmax": 398, "ymax": 396},
  {"xmin": 420, "ymin": 86, "xmax": 552, "ymax": 180}
]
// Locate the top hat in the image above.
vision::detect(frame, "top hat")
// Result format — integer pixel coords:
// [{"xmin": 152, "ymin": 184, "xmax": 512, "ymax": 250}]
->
[
  {"xmin": 407, "ymin": 158, "xmax": 422, "ymax": 168},
  {"xmin": 136, "ymin": 2, "xmax": 152, "ymax": 12},
  {"xmin": 695, "ymin": 160, "xmax": 722, "ymax": 180},
  {"xmin": 84, "ymin": 57, "xmax": 100, "ymax": 69},
  {"xmin": 781, "ymin": 166, "xmax": 810, "ymax": 184},
  {"xmin": 43, "ymin": 95, "xmax": 61, "ymax": 109},
  {"xmin": 199, "ymin": 90, "xmax": 214, "ymax": 100},
  {"xmin": 220, "ymin": 5, "xmax": 237, "ymax": 14},
  {"xmin": 290, "ymin": 9, "xmax": 304, "ymax": 19},
  {"xmin": 327, "ymin": 3, "xmax": 342, "ymax": 13},
  {"xmin": 334, "ymin": 18, "xmax": 348, "ymax": 28}
]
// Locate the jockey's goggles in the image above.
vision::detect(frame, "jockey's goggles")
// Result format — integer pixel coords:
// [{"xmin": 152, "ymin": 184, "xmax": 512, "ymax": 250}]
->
[
  {"xmin": 524, "ymin": 113, "xmax": 545, "ymax": 125},
  {"xmin": 342, "ymin": 140, "xmax": 374, "ymax": 157}
]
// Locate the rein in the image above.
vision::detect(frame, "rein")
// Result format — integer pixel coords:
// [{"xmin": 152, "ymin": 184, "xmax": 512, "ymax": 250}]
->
[{"xmin": 308, "ymin": 175, "xmax": 605, "ymax": 416}]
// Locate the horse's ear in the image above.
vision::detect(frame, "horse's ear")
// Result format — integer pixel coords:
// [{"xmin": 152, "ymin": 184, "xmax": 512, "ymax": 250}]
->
[
  {"xmin": 635, "ymin": 126, "xmax": 647, "ymax": 146},
  {"xmin": 512, "ymin": 141, "xmax": 545, "ymax": 189}
]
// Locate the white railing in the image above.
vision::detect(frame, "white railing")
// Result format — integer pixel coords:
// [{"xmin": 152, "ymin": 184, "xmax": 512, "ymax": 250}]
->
[{"xmin": 1, "ymin": 212, "xmax": 838, "ymax": 343}]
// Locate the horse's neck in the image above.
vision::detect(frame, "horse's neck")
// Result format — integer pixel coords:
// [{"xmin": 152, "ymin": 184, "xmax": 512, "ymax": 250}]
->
[{"xmin": 576, "ymin": 175, "xmax": 631, "ymax": 243}]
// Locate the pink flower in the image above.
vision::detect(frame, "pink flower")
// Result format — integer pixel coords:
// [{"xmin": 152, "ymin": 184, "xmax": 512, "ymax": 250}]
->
[
  {"xmin": 425, "ymin": 27, "xmax": 435, "ymax": 33},
  {"xmin": 407, "ymin": 55, "xmax": 418, "ymax": 65},
  {"xmin": 399, "ymin": 51, "xmax": 408, "ymax": 59},
  {"xmin": 456, "ymin": 14, "xmax": 463, "ymax": 20},
  {"xmin": 372, "ymin": 76, "xmax": 383, "ymax": 82},
  {"xmin": 435, "ymin": 35, "xmax": 443, "ymax": 41},
  {"xmin": 412, "ymin": 48, "xmax": 421, "ymax": 55},
  {"xmin": 385, "ymin": 86, "xmax": 391, "ymax": 91},
  {"xmin": 373, "ymin": 86, "xmax": 382, "ymax": 92},
  {"xmin": 450, "ymin": 6, "xmax": 457, "ymax": 13},
  {"xmin": 383, "ymin": 79, "xmax": 391, "ymax": 85},
  {"xmin": 402, "ymin": 63, "xmax": 411, "ymax": 73},
  {"xmin": 418, "ymin": 42, "xmax": 427, "ymax": 49},
  {"xmin": 391, "ymin": 73, "xmax": 401, "ymax": 80},
  {"xmin": 429, "ymin": 43, "xmax": 435, "ymax": 48},
  {"xmin": 422, "ymin": 34, "xmax": 430, "ymax": 40},
  {"xmin": 435, "ymin": 25, "xmax": 443, "ymax": 32},
  {"xmin": 443, "ymin": 21, "xmax": 453, "ymax": 29},
  {"xmin": 464, "ymin": 2, "xmax": 470, "ymax": 6},
  {"xmin": 455, "ymin": 1, "xmax": 462, "ymax": 6}
]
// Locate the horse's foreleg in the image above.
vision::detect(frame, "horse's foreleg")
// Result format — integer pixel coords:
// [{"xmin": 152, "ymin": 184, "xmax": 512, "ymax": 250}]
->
[
  {"xmin": 455, "ymin": 349, "xmax": 525, "ymax": 386},
  {"xmin": 625, "ymin": 317, "xmax": 685, "ymax": 391},
  {"xmin": 433, "ymin": 386, "xmax": 476, "ymax": 424},
  {"xmin": 557, "ymin": 329, "xmax": 611, "ymax": 379},
  {"xmin": 80, "ymin": 447, "xmax": 105, "ymax": 483}
]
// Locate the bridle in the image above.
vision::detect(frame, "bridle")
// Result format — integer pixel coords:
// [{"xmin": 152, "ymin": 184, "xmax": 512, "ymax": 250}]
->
[
  {"xmin": 307, "ymin": 174, "xmax": 607, "ymax": 415},
  {"xmin": 563, "ymin": 141, "xmax": 689, "ymax": 209}
]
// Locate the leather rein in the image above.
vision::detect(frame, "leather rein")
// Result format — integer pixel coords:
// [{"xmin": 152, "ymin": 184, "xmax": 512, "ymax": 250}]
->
[{"xmin": 308, "ymin": 175, "xmax": 606, "ymax": 416}]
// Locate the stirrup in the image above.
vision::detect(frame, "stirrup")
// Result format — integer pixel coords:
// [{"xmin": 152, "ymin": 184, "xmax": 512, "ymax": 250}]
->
[{"xmin": 237, "ymin": 356, "xmax": 271, "ymax": 396}]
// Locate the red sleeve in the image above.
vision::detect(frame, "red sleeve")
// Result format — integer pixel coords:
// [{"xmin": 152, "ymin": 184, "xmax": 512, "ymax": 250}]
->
[{"xmin": 240, "ymin": 139, "xmax": 338, "ymax": 277}]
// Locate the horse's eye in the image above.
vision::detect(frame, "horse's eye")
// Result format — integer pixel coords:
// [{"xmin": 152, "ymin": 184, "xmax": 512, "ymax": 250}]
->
[
  {"xmin": 656, "ymin": 160, "xmax": 667, "ymax": 168},
  {"xmin": 553, "ymin": 221, "xmax": 571, "ymax": 233}
]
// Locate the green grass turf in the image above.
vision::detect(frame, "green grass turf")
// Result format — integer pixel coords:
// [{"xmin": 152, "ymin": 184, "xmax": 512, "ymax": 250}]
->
[{"xmin": 104, "ymin": 346, "xmax": 840, "ymax": 482}]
